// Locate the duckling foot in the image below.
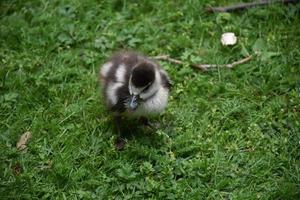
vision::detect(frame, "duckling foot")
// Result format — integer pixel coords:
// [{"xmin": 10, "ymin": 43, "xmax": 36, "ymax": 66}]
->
[{"xmin": 115, "ymin": 137, "xmax": 126, "ymax": 150}]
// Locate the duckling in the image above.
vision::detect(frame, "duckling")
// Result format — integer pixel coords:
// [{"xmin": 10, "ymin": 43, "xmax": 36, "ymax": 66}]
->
[{"xmin": 99, "ymin": 51, "xmax": 171, "ymax": 149}]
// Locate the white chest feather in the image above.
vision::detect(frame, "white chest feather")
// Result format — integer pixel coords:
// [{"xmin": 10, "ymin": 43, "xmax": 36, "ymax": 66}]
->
[{"xmin": 129, "ymin": 86, "xmax": 169, "ymax": 117}]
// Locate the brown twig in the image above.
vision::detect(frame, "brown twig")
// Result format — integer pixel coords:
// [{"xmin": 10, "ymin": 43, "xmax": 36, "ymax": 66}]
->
[
  {"xmin": 206, "ymin": 0, "xmax": 299, "ymax": 13},
  {"xmin": 153, "ymin": 55, "xmax": 253, "ymax": 71}
]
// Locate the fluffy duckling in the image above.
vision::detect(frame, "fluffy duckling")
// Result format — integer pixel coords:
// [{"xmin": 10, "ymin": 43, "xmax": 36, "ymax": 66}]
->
[{"xmin": 99, "ymin": 51, "xmax": 171, "ymax": 149}]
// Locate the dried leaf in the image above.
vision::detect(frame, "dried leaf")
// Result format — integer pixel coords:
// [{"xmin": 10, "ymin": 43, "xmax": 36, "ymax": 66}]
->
[
  {"xmin": 11, "ymin": 163, "xmax": 22, "ymax": 176},
  {"xmin": 16, "ymin": 131, "xmax": 32, "ymax": 151}
]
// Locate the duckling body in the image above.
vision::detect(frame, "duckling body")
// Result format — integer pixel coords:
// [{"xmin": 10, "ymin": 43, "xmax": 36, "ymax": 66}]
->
[
  {"xmin": 100, "ymin": 52, "xmax": 171, "ymax": 116},
  {"xmin": 99, "ymin": 51, "xmax": 171, "ymax": 149}
]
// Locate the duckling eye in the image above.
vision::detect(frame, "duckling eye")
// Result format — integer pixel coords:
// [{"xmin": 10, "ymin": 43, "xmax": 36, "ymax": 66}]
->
[{"xmin": 142, "ymin": 83, "xmax": 151, "ymax": 93}]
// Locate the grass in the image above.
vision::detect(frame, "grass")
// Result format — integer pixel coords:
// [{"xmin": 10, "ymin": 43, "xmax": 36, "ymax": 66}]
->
[{"xmin": 1, "ymin": 0, "xmax": 300, "ymax": 199}]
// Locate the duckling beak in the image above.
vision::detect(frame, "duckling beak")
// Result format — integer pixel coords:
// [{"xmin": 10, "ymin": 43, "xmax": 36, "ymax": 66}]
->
[{"xmin": 129, "ymin": 95, "xmax": 138, "ymax": 111}]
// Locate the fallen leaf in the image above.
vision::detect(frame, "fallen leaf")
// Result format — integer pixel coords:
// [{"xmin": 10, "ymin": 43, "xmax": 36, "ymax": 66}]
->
[
  {"xmin": 16, "ymin": 131, "xmax": 32, "ymax": 151},
  {"xmin": 11, "ymin": 163, "xmax": 22, "ymax": 176}
]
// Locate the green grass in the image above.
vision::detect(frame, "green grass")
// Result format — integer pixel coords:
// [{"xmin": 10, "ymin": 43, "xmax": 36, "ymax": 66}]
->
[{"xmin": 1, "ymin": 0, "xmax": 300, "ymax": 199}]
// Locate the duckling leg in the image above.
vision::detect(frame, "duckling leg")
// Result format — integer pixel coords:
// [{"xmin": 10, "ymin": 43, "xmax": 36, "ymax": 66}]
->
[
  {"xmin": 139, "ymin": 116, "xmax": 152, "ymax": 127},
  {"xmin": 114, "ymin": 115, "xmax": 126, "ymax": 150}
]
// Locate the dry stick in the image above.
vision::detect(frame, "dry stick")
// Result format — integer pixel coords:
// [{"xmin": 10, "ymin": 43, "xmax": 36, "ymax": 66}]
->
[
  {"xmin": 206, "ymin": 0, "xmax": 299, "ymax": 12},
  {"xmin": 153, "ymin": 55, "xmax": 253, "ymax": 71},
  {"xmin": 153, "ymin": 55, "xmax": 208, "ymax": 71}
]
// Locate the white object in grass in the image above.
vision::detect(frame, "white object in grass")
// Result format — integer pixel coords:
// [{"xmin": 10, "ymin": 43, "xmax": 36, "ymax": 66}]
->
[{"xmin": 221, "ymin": 32, "xmax": 237, "ymax": 46}]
